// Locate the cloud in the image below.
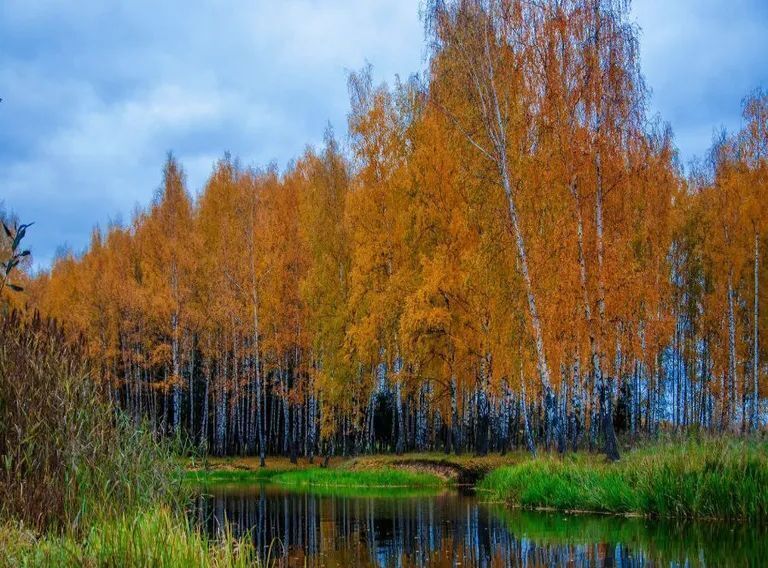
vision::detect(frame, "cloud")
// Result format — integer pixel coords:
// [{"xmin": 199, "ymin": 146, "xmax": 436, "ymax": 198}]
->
[
  {"xmin": 0, "ymin": 1, "xmax": 424, "ymax": 268},
  {"xmin": 1, "ymin": 0, "xmax": 766, "ymax": 269},
  {"xmin": 631, "ymin": 0, "xmax": 768, "ymax": 166}
]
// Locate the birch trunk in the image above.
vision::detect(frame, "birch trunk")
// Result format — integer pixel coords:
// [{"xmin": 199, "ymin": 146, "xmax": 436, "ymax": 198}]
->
[
  {"xmin": 570, "ymin": 177, "xmax": 601, "ymax": 453},
  {"xmin": 728, "ymin": 270, "xmax": 737, "ymax": 429},
  {"xmin": 253, "ymin": 296, "xmax": 266, "ymax": 466},
  {"xmin": 594, "ymin": 151, "xmax": 620, "ymax": 461},
  {"xmin": 571, "ymin": 355, "xmax": 582, "ymax": 451},
  {"xmin": 475, "ymin": 362, "xmax": 490, "ymax": 456},
  {"xmin": 171, "ymin": 310, "xmax": 181, "ymax": 436},
  {"xmin": 753, "ymin": 232, "xmax": 760, "ymax": 430},
  {"xmin": 453, "ymin": 18, "xmax": 554, "ymax": 449},
  {"xmin": 395, "ymin": 379, "xmax": 405, "ymax": 455},
  {"xmin": 503, "ymin": 170, "xmax": 554, "ymax": 385},
  {"xmin": 520, "ymin": 377, "xmax": 536, "ymax": 457},
  {"xmin": 448, "ymin": 375, "xmax": 458, "ymax": 454},
  {"xmin": 188, "ymin": 334, "xmax": 195, "ymax": 444}
]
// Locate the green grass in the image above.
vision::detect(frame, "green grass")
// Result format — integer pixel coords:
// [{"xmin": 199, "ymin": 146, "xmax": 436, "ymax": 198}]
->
[
  {"xmin": 183, "ymin": 464, "xmax": 447, "ymax": 498},
  {"xmin": 0, "ymin": 508, "xmax": 264, "ymax": 568},
  {"xmin": 186, "ymin": 463, "xmax": 447, "ymax": 489},
  {"xmin": 183, "ymin": 468, "xmax": 286, "ymax": 486},
  {"xmin": 183, "ymin": 451, "xmax": 527, "ymax": 492},
  {"xmin": 271, "ymin": 467, "xmax": 445, "ymax": 488},
  {"xmin": 479, "ymin": 438, "xmax": 768, "ymax": 521}
]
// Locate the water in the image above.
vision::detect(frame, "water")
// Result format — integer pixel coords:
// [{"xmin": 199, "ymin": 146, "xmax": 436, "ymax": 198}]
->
[{"xmin": 191, "ymin": 484, "xmax": 766, "ymax": 567}]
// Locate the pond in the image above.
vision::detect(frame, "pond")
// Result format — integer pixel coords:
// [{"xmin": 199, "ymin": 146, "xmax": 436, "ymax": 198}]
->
[{"xmin": 190, "ymin": 483, "xmax": 766, "ymax": 567}]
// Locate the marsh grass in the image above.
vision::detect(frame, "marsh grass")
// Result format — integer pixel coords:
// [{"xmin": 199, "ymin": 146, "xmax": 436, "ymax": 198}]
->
[
  {"xmin": 0, "ymin": 312, "xmax": 263, "ymax": 566},
  {"xmin": 479, "ymin": 438, "xmax": 768, "ymax": 521},
  {"xmin": 0, "ymin": 312, "xmax": 181, "ymax": 532},
  {"xmin": 0, "ymin": 508, "xmax": 262, "ymax": 567}
]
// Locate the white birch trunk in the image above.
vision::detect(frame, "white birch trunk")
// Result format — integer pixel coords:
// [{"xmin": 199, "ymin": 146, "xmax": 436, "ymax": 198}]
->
[
  {"xmin": 171, "ymin": 310, "xmax": 181, "ymax": 436},
  {"xmin": 728, "ymin": 270, "xmax": 737, "ymax": 429},
  {"xmin": 595, "ymin": 152, "xmax": 620, "ymax": 460},
  {"xmin": 753, "ymin": 233, "xmax": 760, "ymax": 430}
]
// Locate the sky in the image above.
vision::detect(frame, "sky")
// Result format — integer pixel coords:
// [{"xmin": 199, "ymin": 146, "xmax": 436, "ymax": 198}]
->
[{"xmin": 1, "ymin": 0, "xmax": 767, "ymax": 270}]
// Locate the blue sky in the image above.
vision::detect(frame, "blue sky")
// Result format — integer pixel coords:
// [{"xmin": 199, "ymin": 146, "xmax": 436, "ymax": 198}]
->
[{"xmin": 1, "ymin": 0, "xmax": 767, "ymax": 269}]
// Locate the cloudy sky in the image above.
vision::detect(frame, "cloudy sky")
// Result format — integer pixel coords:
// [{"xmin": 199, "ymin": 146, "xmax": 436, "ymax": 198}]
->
[{"xmin": 1, "ymin": 0, "xmax": 767, "ymax": 269}]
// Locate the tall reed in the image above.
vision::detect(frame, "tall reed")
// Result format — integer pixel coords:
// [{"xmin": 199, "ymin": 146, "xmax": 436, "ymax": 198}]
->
[
  {"xmin": 0, "ymin": 507, "xmax": 261, "ymax": 567},
  {"xmin": 0, "ymin": 311, "xmax": 178, "ymax": 532}
]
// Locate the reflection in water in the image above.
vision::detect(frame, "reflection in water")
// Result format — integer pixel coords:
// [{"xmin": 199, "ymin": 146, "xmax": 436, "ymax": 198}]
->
[{"xmin": 191, "ymin": 484, "xmax": 766, "ymax": 567}]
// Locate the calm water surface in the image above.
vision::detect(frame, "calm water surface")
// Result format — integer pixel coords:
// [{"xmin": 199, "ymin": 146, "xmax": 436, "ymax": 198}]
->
[{"xmin": 191, "ymin": 484, "xmax": 766, "ymax": 567}]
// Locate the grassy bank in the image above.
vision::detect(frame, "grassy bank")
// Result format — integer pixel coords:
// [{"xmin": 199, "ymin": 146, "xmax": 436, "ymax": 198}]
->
[
  {"xmin": 186, "ymin": 440, "xmax": 767, "ymax": 522},
  {"xmin": 183, "ymin": 455, "xmax": 325, "ymax": 486},
  {"xmin": 0, "ymin": 508, "xmax": 260, "ymax": 568},
  {"xmin": 186, "ymin": 463, "xmax": 445, "ymax": 490},
  {"xmin": 184, "ymin": 468, "xmax": 286, "ymax": 486},
  {"xmin": 343, "ymin": 452, "xmax": 520, "ymax": 484},
  {"xmin": 271, "ymin": 467, "xmax": 444, "ymax": 488},
  {"xmin": 0, "ymin": 313, "xmax": 259, "ymax": 567},
  {"xmin": 479, "ymin": 439, "xmax": 768, "ymax": 521},
  {"xmin": 187, "ymin": 452, "xmax": 520, "ymax": 487}
]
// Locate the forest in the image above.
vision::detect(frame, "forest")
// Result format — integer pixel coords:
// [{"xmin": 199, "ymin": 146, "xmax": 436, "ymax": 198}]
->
[
  {"xmin": 8, "ymin": 0, "xmax": 767, "ymax": 466},
  {"xmin": 3, "ymin": 1, "xmax": 768, "ymax": 565}
]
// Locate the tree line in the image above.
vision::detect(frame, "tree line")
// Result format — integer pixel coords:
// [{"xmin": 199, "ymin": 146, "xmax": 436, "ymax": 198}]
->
[{"xmin": 15, "ymin": 0, "xmax": 767, "ymax": 462}]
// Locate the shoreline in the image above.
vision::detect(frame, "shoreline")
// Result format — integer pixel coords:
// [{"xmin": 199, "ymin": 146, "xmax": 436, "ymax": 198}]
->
[{"xmin": 185, "ymin": 439, "xmax": 768, "ymax": 523}]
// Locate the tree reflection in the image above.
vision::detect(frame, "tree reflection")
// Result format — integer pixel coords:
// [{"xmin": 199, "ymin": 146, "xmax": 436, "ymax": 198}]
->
[{"xmin": 192, "ymin": 485, "xmax": 766, "ymax": 567}]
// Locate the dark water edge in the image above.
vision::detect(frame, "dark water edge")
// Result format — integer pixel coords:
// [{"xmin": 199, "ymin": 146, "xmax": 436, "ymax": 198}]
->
[{"xmin": 190, "ymin": 484, "xmax": 766, "ymax": 567}]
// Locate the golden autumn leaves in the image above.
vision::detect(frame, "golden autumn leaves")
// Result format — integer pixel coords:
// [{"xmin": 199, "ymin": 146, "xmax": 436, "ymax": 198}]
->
[{"xmin": 8, "ymin": 1, "xmax": 765, "ymax": 455}]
